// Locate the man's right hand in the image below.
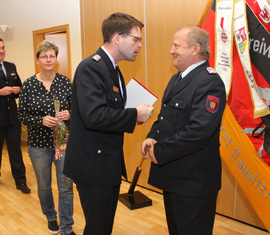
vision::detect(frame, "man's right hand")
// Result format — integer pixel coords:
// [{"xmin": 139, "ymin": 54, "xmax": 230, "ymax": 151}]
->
[
  {"xmin": 136, "ymin": 104, "xmax": 154, "ymax": 124},
  {"xmin": 141, "ymin": 138, "xmax": 158, "ymax": 164}
]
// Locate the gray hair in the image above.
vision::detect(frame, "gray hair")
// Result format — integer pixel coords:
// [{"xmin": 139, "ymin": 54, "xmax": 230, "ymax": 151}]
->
[{"xmin": 176, "ymin": 25, "xmax": 210, "ymax": 60}]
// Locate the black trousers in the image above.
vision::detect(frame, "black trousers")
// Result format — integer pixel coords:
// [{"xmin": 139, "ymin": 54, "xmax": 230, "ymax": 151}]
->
[
  {"xmin": 163, "ymin": 191, "xmax": 218, "ymax": 235},
  {"xmin": 0, "ymin": 123, "xmax": 26, "ymax": 185},
  {"xmin": 75, "ymin": 181, "xmax": 120, "ymax": 235}
]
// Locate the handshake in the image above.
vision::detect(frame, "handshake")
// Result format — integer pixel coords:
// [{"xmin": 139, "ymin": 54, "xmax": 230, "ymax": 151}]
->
[{"xmin": 136, "ymin": 104, "xmax": 154, "ymax": 125}]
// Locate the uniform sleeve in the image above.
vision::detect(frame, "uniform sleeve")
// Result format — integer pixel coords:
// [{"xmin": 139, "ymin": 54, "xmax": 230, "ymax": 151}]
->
[{"xmin": 13, "ymin": 63, "xmax": 22, "ymax": 98}]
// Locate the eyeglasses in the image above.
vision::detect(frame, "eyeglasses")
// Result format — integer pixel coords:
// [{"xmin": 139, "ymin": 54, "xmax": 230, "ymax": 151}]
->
[
  {"xmin": 119, "ymin": 33, "xmax": 142, "ymax": 43},
  {"xmin": 39, "ymin": 55, "xmax": 56, "ymax": 60}
]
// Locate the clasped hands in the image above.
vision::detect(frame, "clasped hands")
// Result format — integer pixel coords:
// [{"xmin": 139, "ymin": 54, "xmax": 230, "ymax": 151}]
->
[
  {"xmin": 43, "ymin": 110, "xmax": 70, "ymax": 128},
  {"xmin": 0, "ymin": 86, "xmax": 20, "ymax": 95},
  {"xmin": 141, "ymin": 138, "xmax": 158, "ymax": 164}
]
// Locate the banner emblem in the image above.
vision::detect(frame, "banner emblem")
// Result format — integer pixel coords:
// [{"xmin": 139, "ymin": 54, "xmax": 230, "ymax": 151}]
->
[
  {"xmin": 206, "ymin": 95, "xmax": 220, "ymax": 113},
  {"xmin": 220, "ymin": 17, "xmax": 228, "ymax": 43},
  {"xmin": 235, "ymin": 27, "xmax": 247, "ymax": 54},
  {"xmin": 221, "ymin": 31, "xmax": 228, "ymax": 43},
  {"xmin": 259, "ymin": 6, "xmax": 270, "ymax": 23}
]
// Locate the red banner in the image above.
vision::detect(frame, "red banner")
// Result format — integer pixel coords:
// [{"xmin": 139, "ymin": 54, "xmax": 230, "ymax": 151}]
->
[
  {"xmin": 201, "ymin": 0, "xmax": 270, "ymax": 165},
  {"xmin": 199, "ymin": 0, "xmax": 270, "ymax": 231}
]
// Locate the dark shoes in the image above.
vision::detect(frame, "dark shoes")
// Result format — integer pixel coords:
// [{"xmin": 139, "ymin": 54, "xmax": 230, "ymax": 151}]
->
[
  {"xmin": 48, "ymin": 220, "xmax": 76, "ymax": 235},
  {"xmin": 48, "ymin": 220, "xmax": 60, "ymax": 234},
  {"xmin": 16, "ymin": 184, "xmax": 31, "ymax": 194}
]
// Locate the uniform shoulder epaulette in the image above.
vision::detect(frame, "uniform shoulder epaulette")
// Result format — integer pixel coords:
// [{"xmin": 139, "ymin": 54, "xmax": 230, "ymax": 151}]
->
[
  {"xmin": 92, "ymin": 54, "xmax": 101, "ymax": 62},
  {"xmin": 206, "ymin": 67, "xmax": 217, "ymax": 74}
]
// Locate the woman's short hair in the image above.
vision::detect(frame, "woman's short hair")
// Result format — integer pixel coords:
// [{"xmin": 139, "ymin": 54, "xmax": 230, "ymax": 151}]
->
[{"xmin": 36, "ymin": 40, "xmax": 59, "ymax": 59}]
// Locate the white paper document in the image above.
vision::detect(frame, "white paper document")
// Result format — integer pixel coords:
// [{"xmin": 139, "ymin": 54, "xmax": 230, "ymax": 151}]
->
[{"xmin": 125, "ymin": 78, "xmax": 158, "ymax": 108}]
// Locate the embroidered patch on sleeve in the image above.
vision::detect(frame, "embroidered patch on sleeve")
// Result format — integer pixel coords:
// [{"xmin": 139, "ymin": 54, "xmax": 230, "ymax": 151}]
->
[{"xmin": 206, "ymin": 95, "xmax": 220, "ymax": 113}]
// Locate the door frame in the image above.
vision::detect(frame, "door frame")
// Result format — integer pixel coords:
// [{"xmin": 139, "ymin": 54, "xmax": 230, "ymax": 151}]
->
[{"xmin": 33, "ymin": 24, "xmax": 71, "ymax": 79}]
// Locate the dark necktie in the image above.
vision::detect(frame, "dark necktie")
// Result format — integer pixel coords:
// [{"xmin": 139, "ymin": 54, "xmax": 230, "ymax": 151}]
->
[
  {"xmin": 115, "ymin": 66, "xmax": 124, "ymax": 98},
  {"xmin": 0, "ymin": 64, "xmax": 6, "ymax": 79},
  {"xmin": 110, "ymin": 67, "xmax": 118, "ymax": 86},
  {"xmin": 174, "ymin": 72, "xmax": 182, "ymax": 86}
]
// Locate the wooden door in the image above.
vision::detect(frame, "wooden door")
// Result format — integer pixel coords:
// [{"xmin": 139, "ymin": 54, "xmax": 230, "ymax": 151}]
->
[{"xmin": 45, "ymin": 32, "xmax": 69, "ymax": 78}]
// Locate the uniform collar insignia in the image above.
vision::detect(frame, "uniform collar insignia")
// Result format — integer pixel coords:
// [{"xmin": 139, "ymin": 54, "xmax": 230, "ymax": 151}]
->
[
  {"xmin": 206, "ymin": 67, "xmax": 217, "ymax": 74},
  {"xmin": 92, "ymin": 54, "xmax": 101, "ymax": 61}
]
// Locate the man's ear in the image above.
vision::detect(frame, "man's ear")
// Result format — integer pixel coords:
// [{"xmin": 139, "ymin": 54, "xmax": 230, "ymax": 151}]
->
[
  {"xmin": 113, "ymin": 33, "xmax": 121, "ymax": 46},
  {"xmin": 192, "ymin": 43, "xmax": 201, "ymax": 56}
]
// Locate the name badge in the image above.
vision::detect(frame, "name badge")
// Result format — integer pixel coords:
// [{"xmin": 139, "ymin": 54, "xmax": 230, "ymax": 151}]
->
[{"xmin": 113, "ymin": 86, "xmax": 119, "ymax": 93}]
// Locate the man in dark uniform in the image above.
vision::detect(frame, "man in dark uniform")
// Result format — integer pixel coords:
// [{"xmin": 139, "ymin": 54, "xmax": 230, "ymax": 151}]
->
[
  {"xmin": 0, "ymin": 38, "xmax": 30, "ymax": 193},
  {"xmin": 141, "ymin": 25, "xmax": 226, "ymax": 235},
  {"xmin": 64, "ymin": 13, "xmax": 153, "ymax": 235}
]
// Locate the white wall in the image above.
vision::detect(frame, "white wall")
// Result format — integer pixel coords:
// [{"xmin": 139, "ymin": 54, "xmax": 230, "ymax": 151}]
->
[
  {"xmin": 0, "ymin": 0, "xmax": 81, "ymax": 82},
  {"xmin": 0, "ymin": 0, "xmax": 81, "ymax": 141}
]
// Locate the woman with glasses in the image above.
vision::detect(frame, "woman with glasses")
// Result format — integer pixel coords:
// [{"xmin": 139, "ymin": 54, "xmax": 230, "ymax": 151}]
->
[{"xmin": 18, "ymin": 41, "xmax": 75, "ymax": 235}]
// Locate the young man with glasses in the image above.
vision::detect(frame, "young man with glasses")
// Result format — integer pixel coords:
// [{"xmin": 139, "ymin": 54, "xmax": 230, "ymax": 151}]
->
[{"xmin": 64, "ymin": 12, "xmax": 153, "ymax": 235}]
